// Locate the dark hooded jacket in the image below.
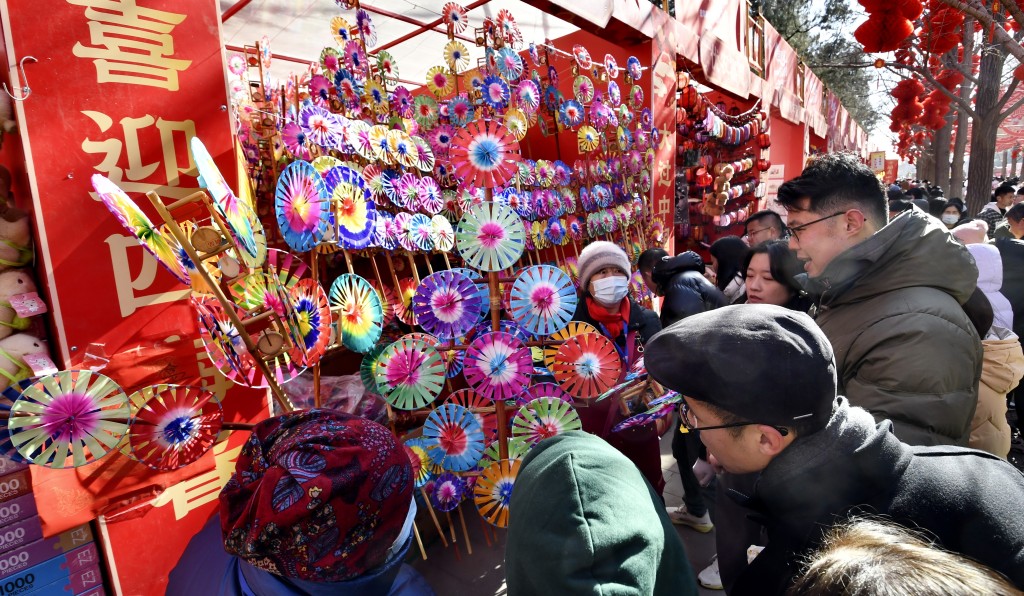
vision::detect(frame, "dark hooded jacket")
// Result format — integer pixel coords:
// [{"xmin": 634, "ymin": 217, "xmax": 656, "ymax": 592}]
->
[
  {"xmin": 651, "ymin": 252, "xmax": 727, "ymax": 327},
  {"xmin": 731, "ymin": 399, "xmax": 1024, "ymax": 595},
  {"xmin": 802, "ymin": 210, "xmax": 982, "ymax": 446},
  {"xmin": 505, "ymin": 431, "xmax": 698, "ymax": 596}
]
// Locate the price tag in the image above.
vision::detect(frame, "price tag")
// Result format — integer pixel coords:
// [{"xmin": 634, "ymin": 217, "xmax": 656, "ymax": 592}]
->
[
  {"xmin": 9, "ymin": 293, "xmax": 46, "ymax": 318},
  {"xmin": 23, "ymin": 353, "xmax": 57, "ymax": 376}
]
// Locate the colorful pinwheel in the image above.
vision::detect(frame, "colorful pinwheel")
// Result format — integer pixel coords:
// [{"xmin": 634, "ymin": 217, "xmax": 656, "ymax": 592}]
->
[
  {"xmin": 331, "ymin": 16, "xmax": 353, "ymax": 44},
  {"xmin": 323, "ymin": 165, "xmax": 375, "ymax": 250},
  {"xmin": 423, "ymin": 404, "xmax": 484, "ymax": 472},
  {"xmin": 578, "ymin": 126, "xmax": 600, "ymax": 152},
  {"xmin": 511, "ymin": 397, "xmax": 582, "ymax": 446},
  {"xmin": 559, "ymin": 99, "xmax": 585, "ymax": 128},
  {"xmin": 374, "ymin": 338, "xmax": 444, "ymax": 410},
  {"xmin": 444, "ymin": 40, "xmax": 471, "ymax": 72},
  {"xmin": 431, "ymin": 472, "xmax": 466, "ymax": 512},
  {"xmin": 8, "ymin": 371, "xmax": 130, "ymax": 469},
  {"xmin": 495, "ymin": 47, "xmax": 524, "ymax": 81},
  {"xmin": 359, "ymin": 343, "xmax": 387, "ymax": 394},
  {"xmin": 612, "ymin": 402, "xmax": 676, "ymax": 433},
  {"xmin": 516, "ymin": 80, "xmax": 540, "ymax": 113},
  {"xmin": 480, "ymin": 436, "xmax": 531, "ymax": 469},
  {"xmin": 544, "ymin": 321, "xmax": 598, "ymax": 368},
  {"xmin": 552, "ymin": 333, "xmax": 622, "ymax": 399},
  {"xmin": 446, "ymin": 388, "xmax": 497, "ymax": 440},
  {"xmin": 573, "ymin": 75, "xmax": 595, "ymax": 103},
  {"xmin": 626, "ymin": 56, "xmax": 642, "ymax": 80},
  {"xmin": 329, "ymin": 274, "xmax": 383, "ymax": 354},
  {"xmin": 450, "ymin": 267, "xmax": 490, "ymax": 319},
  {"xmin": 442, "ymin": 2, "xmax": 469, "ymax": 33},
  {"xmin": 464, "ymin": 332, "xmax": 532, "ymax": 402},
  {"xmin": 481, "ymin": 75, "xmax": 510, "ymax": 110},
  {"xmin": 288, "ymin": 278, "xmax": 331, "ymax": 365},
  {"xmin": 413, "ymin": 95, "xmax": 440, "ymax": 128},
  {"xmin": 474, "ymin": 459, "xmax": 521, "ymax": 528},
  {"xmin": 517, "ymin": 382, "xmax": 573, "ymax": 406},
  {"xmin": 607, "ymin": 80, "xmax": 622, "ymax": 106},
  {"xmin": 395, "ymin": 277, "xmax": 419, "ymax": 326},
  {"xmin": 427, "ymin": 65, "xmax": 455, "ymax": 96},
  {"xmin": 413, "ymin": 270, "xmax": 484, "ymax": 340},
  {"xmin": 447, "ymin": 94, "xmax": 474, "ymax": 127},
  {"xmin": 92, "ymin": 174, "xmax": 190, "ymax": 285},
  {"xmin": 509, "ymin": 265, "xmax": 577, "ymax": 336},
  {"xmin": 604, "ymin": 53, "xmax": 619, "ymax": 78},
  {"xmin": 275, "ymin": 160, "xmax": 330, "ymax": 253},
  {"xmin": 372, "ymin": 211, "xmax": 397, "ymax": 250},
  {"xmin": 430, "ymin": 215, "xmax": 455, "ymax": 252},
  {"xmin": 127, "ymin": 385, "xmax": 222, "ymax": 471},
  {"xmin": 407, "ymin": 213, "xmax": 435, "ymax": 251},
  {"xmin": 455, "ymin": 202, "xmax": 525, "ymax": 271},
  {"xmin": 404, "ymin": 437, "xmax": 440, "ymax": 488}
]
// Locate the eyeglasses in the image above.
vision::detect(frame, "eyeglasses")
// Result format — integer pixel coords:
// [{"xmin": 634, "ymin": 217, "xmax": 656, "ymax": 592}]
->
[
  {"xmin": 678, "ymin": 401, "xmax": 789, "ymax": 436},
  {"xmin": 785, "ymin": 211, "xmax": 848, "ymax": 242},
  {"xmin": 742, "ymin": 225, "xmax": 774, "ymax": 241}
]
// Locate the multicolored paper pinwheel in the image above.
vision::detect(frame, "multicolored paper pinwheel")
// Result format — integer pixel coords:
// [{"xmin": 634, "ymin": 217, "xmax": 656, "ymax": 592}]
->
[
  {"xmin": 323, "ymin": 165, "xmax": 375, "ymax": 250},
  {"xmin": 612, "ymin": 402, "xmax": 676, "ymax": 433},
  {"xmin": 446, "ymin": 388, "xmax": 497, "ymax": 440},
  {"xmin": 463, "ymin": 332, "xmax": 533, "ymax": 402},
  {"xmin": 511, "ymin": 397, "xmax": 582, "ymax": 446},
  {"xmin": 509, "ymin": 265, "xmax": 577, "ymax": 336},
  {"xmin": 127, "ymin": 385, "xmax": 223, "ymax": 471},
  {"xmin": 329, "ymin": 274, "xmax": 383, "ymax": 354},
  {"xmin": 431, "ymin": 472, "xmax": 465, "ymax": 512},
  {"xmin": 374, "ymin": 338, "xmax": 444, "ymax": 410},
  {"xmin": 8, "ymin": 371, "xmax": 130, "ymax": 469},
  {"xmin": 422, "ymin": 404, "xmax": 485, "ymax": 472},
  {"xmin": 474, "ymin": 459, "xmax": 521, "ymax": 528},
  {"xmin": 404, "ymin": 437, "xmax": 440, "ymax": 488},
  {"xmin": 395, "ymin": 277, "xmax": 419, "ymax": 326},
  {"xmin": 275, "ymin": 160, "xmax": 330, "ymax": 253},
  {"xmin": 552, "ymin": 333, "xmax": 623, "ymax": 399},
  {"xmin": 289, "ymin": 278, "xmax": 332, "ymax": 365},
  {"xmin": 543, "ymin": 321, "xmax": 598, "ymax": 368},
  {"xmin": 190, "ymin": 138, "xmax": 262, "ymax": 260},
  {"xmin": 455, "ymin": 202, "xmax": 525, "ymax": 272},
  {"xmin": 413, "ymin": 270, "xmax": 484, "ymax": 340},
  {"xmin": 0, "ymin": 382, "xmax": 30, "ymax": 463},
  {"xmin": 480, "ymin": 436, "xmax": 531, "ymax": 469},
  {"xmin": 430, "ymin": 215, "xmax": 455, "ymax": 252},
  {"xmin": 450, "ymin": 119, "xmax": 522, "ymax": 189},
  {"xmin": 359, "ymin": 343, "xmax": 387, "ymax": 394},
  {"xmin": 516, "ymin": 382, "xmax": 573, "ymax": 406},
  {"xmin": 92, "ymin": 174, "xmax": 190, "ymax": 285}
]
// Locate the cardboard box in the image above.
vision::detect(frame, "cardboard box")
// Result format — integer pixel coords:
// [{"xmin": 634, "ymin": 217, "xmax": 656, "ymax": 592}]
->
[
  {"xmin": 0, "ymin": 518, "xmax": 42, "ymax": 556},
  {"xmin": 24, "ymin": 563, "xmax": 103, "ymax": 595},
  {"xmin": 0, "ymin": 525, "xmax": 94, "ymax": 581},
  {"xmin": 0, "ymin": 543, "xmax": 97, "ymax": 596},
  {"xmin": 0, "ymin": 496, "xmax": 37, "ymax": 529},
  {"xmin": 0, "ymin": 472, "xmax": 30, "ymax": 505},
  {"xmin": 0, "ymin": 460, "xmax": 27, "ymax": 480}
]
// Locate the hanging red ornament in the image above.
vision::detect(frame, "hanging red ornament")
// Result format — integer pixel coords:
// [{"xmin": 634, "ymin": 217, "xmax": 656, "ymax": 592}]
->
[{"xmin": 757, "ymin": 133, "xmax": 771, "ymax": 148}]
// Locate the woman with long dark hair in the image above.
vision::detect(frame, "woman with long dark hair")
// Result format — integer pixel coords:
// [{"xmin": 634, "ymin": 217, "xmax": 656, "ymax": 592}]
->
[{"xmin": 709, "ymin": 236, "xmax": 749, "ymax": 304}]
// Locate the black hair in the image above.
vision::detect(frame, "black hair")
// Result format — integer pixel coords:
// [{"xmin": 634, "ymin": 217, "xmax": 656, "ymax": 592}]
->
[
  {"xmin": 776, "ymin": 153, "xmax": 888, "ymax": 228},
  {"xmin": 1006, "ymin": 202, "xmax": 1024, "ymax": 223},
  {"xmin": 743, "ymin": 210, "xmax": 785, "ymax": 238},
  {"xmin": 709, "ymin": 236, "xmax": 749, "ymax": 293},
  {"xmin": 927, "ymin": 197, "xmax": 948, "ymax": 218},
  {"xmin": 962, "ymin": 288, "xmax": 994, "ymax": 339},
  {"xmin": 1017, "ymin": 186, "xmax": 1024, "ymax": 195},
  {"xmin": 889, "ymin": 199, "xmax": 913, "ymax": 214},
  {"xmin": 886, "ymin": 189, "xmax": 906, "ymax": 202},
  {"xmin": 637, "ymin": 248, "xmax": 668, "ymax": 273},
  {"xmin": 942, "ymin": 198, "xmax": 966, "ymax": 216},
  {"xmin": 994, "ymin": 184, "xmax": 1016, "ymax": 197},
  {"xmin": 741, "ymin": 240, "xmax": 812, "ymax": 311}
]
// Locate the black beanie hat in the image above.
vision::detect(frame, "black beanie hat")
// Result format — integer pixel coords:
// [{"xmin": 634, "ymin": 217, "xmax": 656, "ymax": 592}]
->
[{"xmin": 645, "ymin": 304, "xmax": 837, "ymax": 432}]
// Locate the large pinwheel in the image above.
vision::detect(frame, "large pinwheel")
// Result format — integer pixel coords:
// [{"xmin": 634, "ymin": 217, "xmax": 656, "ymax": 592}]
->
[
  {"xmin": 374, "ymin": 338, "xmax": 444, "ymax": 410},
  {"xmin": 455, "ymin": 202, "xmax": 525, "ymax": 272},
  {"xmin": 359, "ymin": 343, "xmax": 388, "ymax": 394},
  {"xmin": 463, "ymin": 331, "xmax": 532, "ymax": 402},
  {"xmin": 509, "ymin": 265, "xmax": 577, "ymax": 336},
  {"xmin": 450, "ymin": 119, "xmax": 521, "ymax": 189},
  {"xmin": 329, "ymin": 274, "xmax": 383, "ymax": 354},
  {"xmin": 275, "ymin": 161, "xmax": 330, "ymax": 253},
  {"xmin": 92, "ymin": 174, "xmax": 190, "ymax": 285},
  {"xmin": 449, "ymin": 267, "xmax": 489, "ymax": 319},
  {"xmin": 422, "ymin": 403, "xmax": 484, "ymax": 472},
  {"xmin": 442, "ymin": 2, "xmax": 469, "ymax": 33},
  {"xmin": 511, "ymin": 397, "xmax": 582, "ymax": 446},
  {"xmin": 323, "ymin": 165, "xmax": 376, "ymax": 250},
  {"xmin": 474, "ymin": 459, "xmax": 521, "ymax": 528},
  {"xmin": 188, "ymin": 139, "xmax": 262, "ymax": 260},
  {"xmin": 127, "ymin": 385, "xmax": 222, "ymax": 471},
  {"xmin": 552, "ymin": 333, "xmax": 623, "ymax": 399},
  {"xmin": 8, "ymin": 371, "xmax": 130, "ymax": 469},
  {"xmin": 431, "ymin": 472, "xmax": 465, "ymax": 512},
  {"xmin": 412, "ymin": 270, "xmax": 484, "ymax": 340},
  {"xmin": 288, "ymin": 278, "xmax": 332, "ymax": 366}
]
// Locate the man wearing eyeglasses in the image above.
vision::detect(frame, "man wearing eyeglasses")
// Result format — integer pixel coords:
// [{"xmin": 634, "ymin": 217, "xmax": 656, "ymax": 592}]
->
[
  {"xmin": 645, "ymin": 305, "xmax": 1024, "ymax": 595},
  {"xmin": 776, "ymin": 153, "xmax": 981, "ymax": 448},
  {"xmin": 741, "ymin": 210, "xmax": 785, "ymax": 246}
]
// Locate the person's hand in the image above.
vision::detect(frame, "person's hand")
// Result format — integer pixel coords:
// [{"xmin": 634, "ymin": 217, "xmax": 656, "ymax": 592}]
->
[
  {"xmin": 704, "ymin": 269, "xmax": 718, "ymax": 285},
  {"xmin": 693, "ymin": 458, "xmax": 716, "ymax": 487}
]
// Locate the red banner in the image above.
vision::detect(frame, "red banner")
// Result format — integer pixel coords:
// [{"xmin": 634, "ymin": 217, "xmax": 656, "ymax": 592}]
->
[
  {"xmin": 2, "ymin": 1, "xmax": 270, "ymax": 594},
  {"xmin": 652, "ymin": 10, "xmax": 677, "ymax": 253},
  {"xmin": 804, "ymin": 72, "xmax": 826, "ymax": 137},
  {"xmin": 884, "ymin": 159, "xmax": 900, "ymax": 184}
]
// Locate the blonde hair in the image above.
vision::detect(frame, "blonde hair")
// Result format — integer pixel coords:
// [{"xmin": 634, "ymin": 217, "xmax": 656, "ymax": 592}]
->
[{"xmin": 788, "ymin": 518, "xmax": 1021, "ymax": 596}]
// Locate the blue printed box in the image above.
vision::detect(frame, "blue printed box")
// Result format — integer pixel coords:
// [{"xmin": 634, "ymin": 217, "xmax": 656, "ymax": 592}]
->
[
  {"xmin": 0, "ymin": 525, "xmax": 94, "ymax": 581},
  {"xmin": 0, "ymin": 543, "xmax": 97, "ymax": 596}
]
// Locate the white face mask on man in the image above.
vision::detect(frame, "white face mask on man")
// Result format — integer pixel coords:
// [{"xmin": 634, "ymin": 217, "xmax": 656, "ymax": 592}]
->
[{"xmin": 591, "ymin": 276, "xmax": 629, "ymax": 307}]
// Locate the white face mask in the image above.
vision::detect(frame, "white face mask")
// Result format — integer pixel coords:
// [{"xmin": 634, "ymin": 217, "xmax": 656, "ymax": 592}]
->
[
  {"xmin": 591, "ymin": 276, "xmax": 629, "ymax": 307},
  {"xmin": 941, "ymin": 213, "xmax": 960, "ymax": 225}
]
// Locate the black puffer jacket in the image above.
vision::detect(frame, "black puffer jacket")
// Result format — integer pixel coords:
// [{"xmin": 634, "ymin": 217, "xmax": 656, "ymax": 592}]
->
[{"xmin": 651, "ymin": 252, "xmax": 728, "ymax": 327}]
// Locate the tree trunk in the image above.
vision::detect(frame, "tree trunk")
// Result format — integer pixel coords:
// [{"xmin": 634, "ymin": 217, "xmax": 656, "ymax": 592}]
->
[
  {"xmin": 933, "ymin": 114, "xmax": 954, "ymax": 193},
  {"xmin": 918, "ymin": 143, "xmax": 935, "ymax": 183},
  {"xmin": 951, "ymin": 104, "xmax": 970, "ymax": 198},
  {"xmin": 1002, "ymin": 150, "xmax": 1009, "ymax": 178},
  {"xmin": 966, "ymin": 46, "xmax": 1008, "ymax": 215}
]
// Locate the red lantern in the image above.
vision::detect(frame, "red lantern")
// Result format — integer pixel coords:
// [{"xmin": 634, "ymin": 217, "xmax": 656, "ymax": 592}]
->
[
  {"xmin": 676, "ymin": 108, "xmax": 687, "ymax": 124},
  {"xmin": 680, "ymin": 86, "xmax": 699, "ymax": 110},
  {"xmin": 757, "ymin": 159, "xmax": 771, "ymax": 172},
  {"xmin": 696, "ymin": 168, "xmax": 713, "ymax": 187},
  {"xmin": 757, "ymin": 133, "xmax": 772, "ymax": 148}
]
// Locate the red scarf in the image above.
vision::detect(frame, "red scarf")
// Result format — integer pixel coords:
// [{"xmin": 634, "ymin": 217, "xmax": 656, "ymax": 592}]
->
[{"xmin": 586, "ymin": 297, "xmax": 631, "ymax": 339}]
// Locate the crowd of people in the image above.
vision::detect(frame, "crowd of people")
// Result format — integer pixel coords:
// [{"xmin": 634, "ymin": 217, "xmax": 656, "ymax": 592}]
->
[{"xmin": 167, "ymin": 154, "xmax": 1024, "ymax": 596}]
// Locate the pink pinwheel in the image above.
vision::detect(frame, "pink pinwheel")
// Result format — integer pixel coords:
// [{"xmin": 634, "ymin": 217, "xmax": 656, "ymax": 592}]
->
[
  {"xmin": 413, "ymin": 270, "xmax": 483, "ymax": 340},
  {"xmin": 450, "ymin": 119, "xmax": 522, "ymax": 189},
  {"xmin": 375, "ymin": 338, "xmax": 444, "ymax": 410},
  {"xmin": 423, "ymin": 404, "xmax": 484, "ymax": 472},
  {"xmin": 509, "ymin": 265, "xmax": 577, "ymax": 336},
  {"xmin": 128, "ymin": 385, "xmax": 223, "ymax": 471},
  {"xmin": 464, "ymin": 332, "xmax": 533, "ymax": 402},
  {"xmin": 300, "ymin": 105, "xmax": 342, "ymax": 148},
  {"xmin": 511, "ymin": 397, "xmax": 582, "ymax": 446}
]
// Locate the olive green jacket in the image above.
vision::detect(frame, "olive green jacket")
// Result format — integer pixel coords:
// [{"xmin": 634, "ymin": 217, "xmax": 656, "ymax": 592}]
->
[{"xmin": 802, "ymin": 210, "xmax": 983, "ymax": 446}]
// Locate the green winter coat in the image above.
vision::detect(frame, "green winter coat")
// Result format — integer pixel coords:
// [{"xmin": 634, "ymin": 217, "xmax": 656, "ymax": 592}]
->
[
  {"xmin": 802, "ymin": 209, "xmax": 983, "ymax": 447},
  {"xmin": 505, "ymin": 431, "xmax": 697, "ymax": 596}
]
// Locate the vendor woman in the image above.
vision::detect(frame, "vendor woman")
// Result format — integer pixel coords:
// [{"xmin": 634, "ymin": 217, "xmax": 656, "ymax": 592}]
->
[{"xmin": 571, "ymin": 241, "xmax": 665, "ymax": 496}]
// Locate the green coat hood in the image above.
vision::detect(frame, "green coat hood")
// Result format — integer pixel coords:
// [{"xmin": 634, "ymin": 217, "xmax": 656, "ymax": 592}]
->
[{"xmin": 505, "ymin": 431, "xmax": 697, "ymax": 596}]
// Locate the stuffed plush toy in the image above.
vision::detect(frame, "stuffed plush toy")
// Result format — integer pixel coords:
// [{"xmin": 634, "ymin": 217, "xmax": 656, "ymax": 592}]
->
[
  {"xmin": 0, "ymin": 199, "xmax": 31, "ymax": 272},
  {"xmin": 0, "ymin": 333, "xmax": 46, "ymax": 392},
  {"xmin": 0, "ymin": 270, "xmax": 35, "ymax": 341}
]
